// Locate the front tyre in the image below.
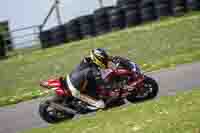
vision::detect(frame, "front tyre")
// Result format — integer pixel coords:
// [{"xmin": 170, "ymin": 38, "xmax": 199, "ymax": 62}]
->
[
  {"xmin": 127, "ymin": 76, "xmax": 159, "ymax": 102},
  {"xmin": 143, "ymin": 76, "xmax": 159, "ymax": 99}
]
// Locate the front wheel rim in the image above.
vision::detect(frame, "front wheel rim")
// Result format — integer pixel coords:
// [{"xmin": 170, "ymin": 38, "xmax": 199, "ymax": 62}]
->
[{"xmin": 136, "ymin": 83, "xmax": 153, "ymax": 98}]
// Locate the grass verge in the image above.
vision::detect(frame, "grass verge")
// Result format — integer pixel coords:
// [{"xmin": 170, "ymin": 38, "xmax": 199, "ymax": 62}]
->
[
  {"xmin": 22, "ymin": 88, "xmax": 200, "ymax": 133},
  {"xmin": 0, "ymin": 12, "xmax": 200, "ymax": 107}
]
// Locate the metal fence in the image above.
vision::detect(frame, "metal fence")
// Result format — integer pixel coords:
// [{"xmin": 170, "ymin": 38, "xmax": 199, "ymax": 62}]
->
[
  {"xmin": 0, "ymin": 25, "xmax": 42, "ymax": 57},
  {"xmin": 9, "ymin": 25, "xmax": 40, "ymax": 48}
]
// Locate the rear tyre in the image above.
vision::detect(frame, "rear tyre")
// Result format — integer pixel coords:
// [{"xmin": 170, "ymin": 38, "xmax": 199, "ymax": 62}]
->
[
  {"xmin": 127, "ymin": 76, "xmax": 159, "ymax": 102},
  {"xmin": 39, "ymin": 100, "xmax": 74, "ymax": 123}
]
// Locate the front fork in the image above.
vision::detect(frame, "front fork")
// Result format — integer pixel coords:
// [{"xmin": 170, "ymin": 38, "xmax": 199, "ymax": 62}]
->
[{"xmin": 127, "ymin": 74, "xmax": 145, "ymax": 95}]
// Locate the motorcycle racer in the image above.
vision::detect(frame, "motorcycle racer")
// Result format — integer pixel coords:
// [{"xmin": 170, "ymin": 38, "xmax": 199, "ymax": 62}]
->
[{"xmin": 67, "ymin": 48, "xmax": 110, "ymax": 109}]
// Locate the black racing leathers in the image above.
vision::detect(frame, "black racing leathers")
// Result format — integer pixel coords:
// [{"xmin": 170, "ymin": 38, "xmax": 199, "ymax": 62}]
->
[{"xmin": 69, "ymin": 57, "xmax": 102, "ymax": 99}]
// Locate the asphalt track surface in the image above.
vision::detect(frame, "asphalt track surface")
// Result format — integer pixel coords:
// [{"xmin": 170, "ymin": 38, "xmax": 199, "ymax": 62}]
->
[{"xmin": 0, "ymin": 62, "xmax": 200, "ymax": 133}]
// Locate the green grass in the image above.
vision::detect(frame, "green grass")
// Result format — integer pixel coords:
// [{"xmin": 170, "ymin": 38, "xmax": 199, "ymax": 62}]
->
[
  {"xmin": 7, "ymin": 44, "xmax": 42, "ymax": 57},
  {"xmin": 22, "ymin": 88, "xmax": 200, "ymax": 133},
  {"xmin": 0, "ymin": 24, "xmax": 6, "ymax": 33},
  {"xmin": 0, "ymin": 12, "xmax": 200, "ymax": 107},
  {"xmin": 0, "ymin": 26, "xmax": 3, "ymax": 33}
]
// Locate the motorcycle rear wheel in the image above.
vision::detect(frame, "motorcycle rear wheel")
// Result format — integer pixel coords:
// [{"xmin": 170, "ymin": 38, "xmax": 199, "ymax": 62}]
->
[
  {"xmin": 127, "ymin": 76, "xmax": 159, "ymax": 102},
  {"xmin": 39, "ymin": 99, "xmax": 74, "ymax": 123}
]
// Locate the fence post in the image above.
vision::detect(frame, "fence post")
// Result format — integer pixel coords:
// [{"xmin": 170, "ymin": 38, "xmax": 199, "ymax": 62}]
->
[
  {"xmin": 168, "ymin": 0, "xmax": 176, "ymax": 16},
  {"xmin": 183, "ymin": 0, "xmax": 189, "ymax": 12},
  {"xmin": 39, "ymin": 25, "xmax": 48, "ymax": 49},
  {"xmin": 170, "ymin": 0, "xmax": 190, "ymax": 16},
  {"xmin": 196, "ymin": 0, "xmax": 200, "ymax": 10},
  {"xmin": 0, "ymin": 34, "xmax": 6, "ymax": 58}
]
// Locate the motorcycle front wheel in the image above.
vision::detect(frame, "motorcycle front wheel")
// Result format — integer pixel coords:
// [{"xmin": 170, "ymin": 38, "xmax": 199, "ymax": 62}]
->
[{"xmin": 127, "ymin": 76, "xmax": 159, "ymax": 102}]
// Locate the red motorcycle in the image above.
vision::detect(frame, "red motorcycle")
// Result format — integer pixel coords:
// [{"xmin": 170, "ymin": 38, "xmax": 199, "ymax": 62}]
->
[{"xmin": 39, "ymin": 61, "xmax": 159, "ymax": 123}]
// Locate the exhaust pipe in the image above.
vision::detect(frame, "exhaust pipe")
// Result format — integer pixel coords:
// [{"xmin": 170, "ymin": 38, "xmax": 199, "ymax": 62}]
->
[{"xmin": 50, "ymin": 102, "xmax": 77, "ymax": 115}]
